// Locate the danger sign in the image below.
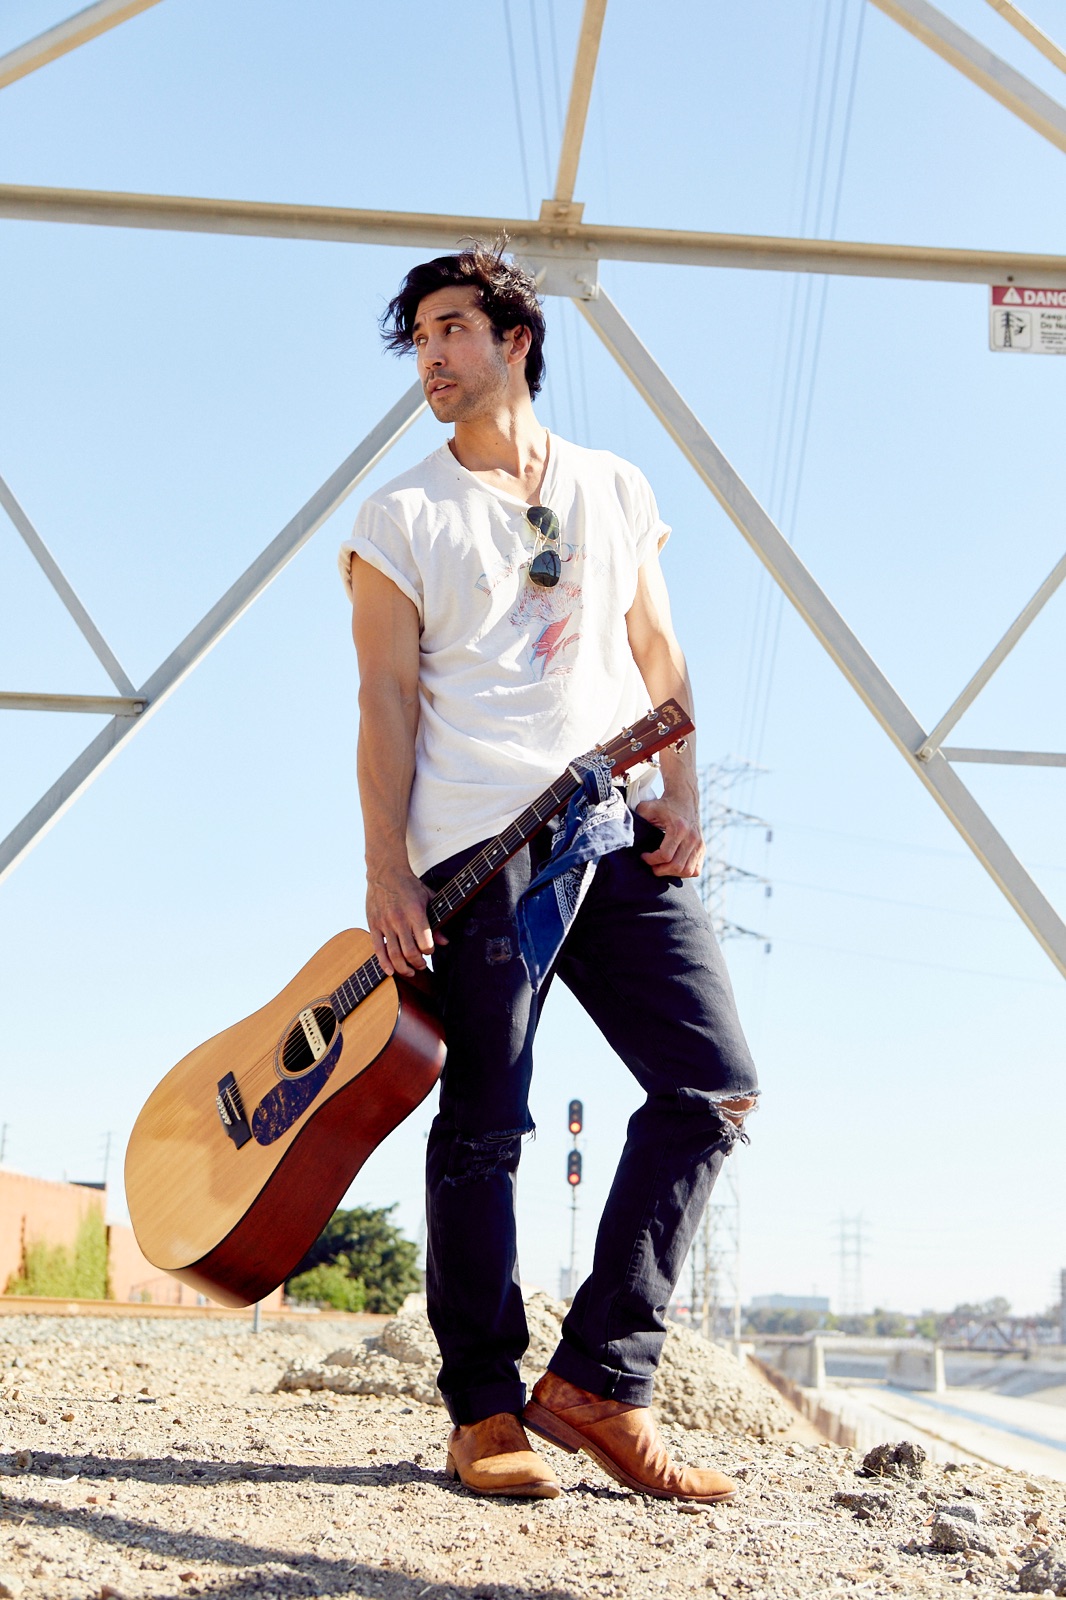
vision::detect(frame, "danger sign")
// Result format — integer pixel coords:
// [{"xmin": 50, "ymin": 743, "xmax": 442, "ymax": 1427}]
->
[{"xmin": 990, "ymin": 285, "xmax": 1066, "ymax": 354}]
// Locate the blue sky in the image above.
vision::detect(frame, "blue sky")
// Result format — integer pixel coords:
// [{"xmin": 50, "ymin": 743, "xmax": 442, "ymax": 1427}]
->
[{"xmin": 1, "ymin": 0, "xmax": 1064, "ymax": 1317}]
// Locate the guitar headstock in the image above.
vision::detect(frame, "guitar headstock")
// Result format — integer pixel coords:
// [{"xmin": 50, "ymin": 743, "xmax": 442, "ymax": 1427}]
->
[{"xmin": 596, "ymin": 699, "xmax": 694, "ymax": 779}]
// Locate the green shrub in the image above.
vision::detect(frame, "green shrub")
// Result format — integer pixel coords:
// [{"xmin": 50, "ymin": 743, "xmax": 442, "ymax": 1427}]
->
[
  {"xmin": 286, "ymin": 1263, "xmax": 367, "ymax": 1312},
  {"xmin": 5, "ymin": 1209, "xmax": 109, "ymax": 1300},
  {"xmin": 290, "ymin": 1204, "xmax": 420, "ymax": 1314}
]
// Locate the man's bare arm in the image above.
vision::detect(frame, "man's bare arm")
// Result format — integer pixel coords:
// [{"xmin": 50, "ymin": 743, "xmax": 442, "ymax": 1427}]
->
[
  {"xmin": 349, "ymin": 556, "xmax": 445, "ymax": 975},
  {"xmin": 625, "ymin": 546, "xmax": 704, "ymax": 879}
]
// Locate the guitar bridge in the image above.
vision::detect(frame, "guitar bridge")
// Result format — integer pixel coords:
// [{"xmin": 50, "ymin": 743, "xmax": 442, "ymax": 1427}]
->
[{"xmin": 216, "ymin": 1072, "xmax": 251, "ymax": 1149}]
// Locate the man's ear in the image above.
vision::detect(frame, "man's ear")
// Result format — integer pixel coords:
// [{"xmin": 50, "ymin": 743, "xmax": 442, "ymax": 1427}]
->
[{"xmin": 506, "ymin": 324, "xmax": 533, "ymax": 366}]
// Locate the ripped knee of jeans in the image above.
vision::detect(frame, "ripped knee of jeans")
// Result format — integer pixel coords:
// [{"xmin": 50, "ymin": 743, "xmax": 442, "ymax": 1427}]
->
[
  {"xmin": 708, "ymin": 1090, "xmax": 760, "ymax": 1150},
  {"xmin": 444, "ymin": 1126, "xmax": 529, "ymax": 1186}
]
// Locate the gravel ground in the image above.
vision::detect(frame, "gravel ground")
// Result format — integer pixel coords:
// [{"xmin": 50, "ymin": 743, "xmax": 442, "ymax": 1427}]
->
[{"xmin": 1, "ymin": 1310, "xmax": 1064, "ymax": 1600}]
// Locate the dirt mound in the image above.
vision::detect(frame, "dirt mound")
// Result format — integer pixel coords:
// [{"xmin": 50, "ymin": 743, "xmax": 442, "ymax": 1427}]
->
[{"xmin": 276, "ymin": 1290, "xmax": 794, "ymax": 1438}]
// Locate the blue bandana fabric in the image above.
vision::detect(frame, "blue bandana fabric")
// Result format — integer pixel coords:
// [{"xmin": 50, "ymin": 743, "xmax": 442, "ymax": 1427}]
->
[{"xmin": 516, "ymin": 758, "xmax": 635, "ymax": 992}]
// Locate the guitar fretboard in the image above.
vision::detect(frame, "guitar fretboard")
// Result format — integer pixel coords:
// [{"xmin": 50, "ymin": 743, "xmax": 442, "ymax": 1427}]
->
[
  {"xmin": 426, "ymin": 770, "xmax": 581, "ymax": 927},
  {"xmin": 329, "ymin": 768, "xmax": 583, "ymax": 1022},
  {"xmin": 326, "ymin": 696, "xmax": 691, "ymax": 1025}
]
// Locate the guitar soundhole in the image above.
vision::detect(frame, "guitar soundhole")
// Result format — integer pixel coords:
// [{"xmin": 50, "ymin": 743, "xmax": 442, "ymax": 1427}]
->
[{"xmin": 279, "ymin": 1004, "xmax": 338, "ymax": 1077}]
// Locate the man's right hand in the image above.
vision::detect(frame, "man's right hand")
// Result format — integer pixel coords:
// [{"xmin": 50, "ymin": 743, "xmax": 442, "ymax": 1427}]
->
[{"xmin": 366, "ymin": 864, "xmax": 448, "ymax": 978}]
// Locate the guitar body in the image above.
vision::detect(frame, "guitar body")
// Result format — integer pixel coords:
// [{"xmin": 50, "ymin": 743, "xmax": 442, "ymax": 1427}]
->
[{"xmin": 124, "ymin": 929, "xmax": 445, "ymax": 1307}]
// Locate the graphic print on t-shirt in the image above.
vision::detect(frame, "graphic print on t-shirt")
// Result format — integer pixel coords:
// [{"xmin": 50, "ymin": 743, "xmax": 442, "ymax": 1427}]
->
[{"xmin": 510, "ymin": 580, "xmax": 581, "ymax": 678}]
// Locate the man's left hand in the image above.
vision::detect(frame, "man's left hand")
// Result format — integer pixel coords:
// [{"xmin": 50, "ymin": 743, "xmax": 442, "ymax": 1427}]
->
[{"xmin": 635, "ymin": 795, "xmax": 705, "ymax": 879}]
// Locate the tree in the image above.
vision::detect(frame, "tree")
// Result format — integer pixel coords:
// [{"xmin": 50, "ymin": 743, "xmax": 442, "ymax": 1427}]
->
[
  {"xmin": 288, "ymin": 1204, "xmax": 419, "ymax": 1314},
  {"xmin": 287, "ymin": 1263, "xmax": 366, "ymax": 1313}
]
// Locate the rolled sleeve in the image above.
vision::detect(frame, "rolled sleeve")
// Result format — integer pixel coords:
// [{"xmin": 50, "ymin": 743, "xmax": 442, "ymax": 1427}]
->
[{"xmin": 338, "ymin": 501, "xmax": 424, "ymax": 622}]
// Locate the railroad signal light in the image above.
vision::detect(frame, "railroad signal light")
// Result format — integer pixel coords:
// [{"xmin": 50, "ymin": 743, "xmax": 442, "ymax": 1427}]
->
[
  {"xmin": 567, "ymin": 1150, "xmax": 582, "ymax": 1187},
  {"xmin": 568, "ymin": 1099, "xmax": 583, "ymax": 1135}
]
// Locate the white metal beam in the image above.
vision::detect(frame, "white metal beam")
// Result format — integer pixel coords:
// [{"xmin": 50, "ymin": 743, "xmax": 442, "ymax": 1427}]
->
[
  {"xmin": 983, "ymin": 0, "xmax": 1066, "ymax": 79},
  {"xmin": 918, "ymin": 547, "xmax": 1066, "ymax": 759},
  {"xmin": 552, "ymin": 0, "xmax": 609, "ymax": 207},
  {"xmin": 576, "ymin": 287, "xmax": 1066, "ymax": 979},
  {"xmin": 4, "ymin": 181, "xmax": 1066, "ymax": 286},
  {"xmin": 0, "ymin": 0, "xmax": 163, "ymax": 92},
  {"xmin": 0, "ymin": 472, "xmax": 136, "ymax": 696},
  {"xmin": 0, "ymin": 692, "xmax": 143, "ymax": 715},
  {"xmin": 870, "ymin": 0, "xmax": 1066, "ymax": 155},
  {"xmin": 0, "ymin": 382, "xmax": 426, "ymax": 885},
  {"xmin": 944, "ymin": 747, "xmax": 1066, "ymax": 766}
]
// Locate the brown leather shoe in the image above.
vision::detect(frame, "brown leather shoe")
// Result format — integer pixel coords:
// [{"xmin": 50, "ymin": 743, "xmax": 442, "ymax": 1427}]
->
[
  {"xmin": 524, "ymin": 1371, "xmax": 737, "ymax": 1503},
  {"xmin": 445, "ymin": 1411, "xmax": 561, "ymax": 1499}
]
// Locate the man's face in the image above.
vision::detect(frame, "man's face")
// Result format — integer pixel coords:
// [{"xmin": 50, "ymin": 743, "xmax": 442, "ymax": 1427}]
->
[{"xmin": 412, "ymin": 285, "xmax": 515, "ymax": 422}]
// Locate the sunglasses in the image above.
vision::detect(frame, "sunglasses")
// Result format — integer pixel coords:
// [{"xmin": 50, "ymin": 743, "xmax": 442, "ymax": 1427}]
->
[{"xmin": 525, "ymin": 505, "xmax": 561, "ymax": 588}]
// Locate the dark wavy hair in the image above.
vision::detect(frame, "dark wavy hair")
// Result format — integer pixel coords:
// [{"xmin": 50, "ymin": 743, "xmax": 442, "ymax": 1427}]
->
[{"xmin": 380, "ymin": 240, "xmax": 546, "ymax": 397}]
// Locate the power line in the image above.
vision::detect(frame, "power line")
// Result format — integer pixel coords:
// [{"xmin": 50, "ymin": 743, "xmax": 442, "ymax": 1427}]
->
[
  {"xmin": 771, "ymin": 875, "xmax": 1016, "ymax": 923},
  {"xmin": 774, "ymin": 817, "xmax": 1065, "ymax": 874},
  {"xmin": 502, "ymin": 0, "xmax": 534, "ymax": 216},
  {"xmin": 770, "ymin": 932, "xmax": 1060, "ymax": 986},
  {"xmin": 735, "ymin": 0, "xmax": 866, "ymax": 771},
  {"xmin": 749, "ymin": 0, "xmax": 868, "ymax": 770}
]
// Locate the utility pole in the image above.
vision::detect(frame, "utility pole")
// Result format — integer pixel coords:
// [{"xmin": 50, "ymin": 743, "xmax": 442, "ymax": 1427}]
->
[
  {"xmin": 0, "ymin": 1124, "xmax": 8, "ymax": 1164},
  {"xmin": 101, "ymin": 1131, "xmax": 113, "ymax": 1190},
  {"xmin": 1060, "ymin": 1267, "xmax": 1066, "ymax": 1346},
  {"xmin": 690, "ymin": 761, "xmax": 771, "ymax": 1339}
]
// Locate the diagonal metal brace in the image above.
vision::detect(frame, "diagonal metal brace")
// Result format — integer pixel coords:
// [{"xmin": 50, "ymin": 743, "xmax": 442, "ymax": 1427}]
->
[
  {"xmin": 0, "ymin": 382, "xmax": 426, "ymax": 886},
  {"xmin": 0, "ymin": 472, "xmax": 137, "ymax": 696},
  {"xmin": 576, "ymin": 287, "xmax": 1066, "ymax": 980},
  {"xmin": 871, "ymin": 0, "xmax": 1066, "ymax": 156},
  {"xmin": 918, "ymin": 547, "xmax": 1066, "ymax": 759},
  {"xmin": 0, "ymin": 1, "xmax": 164, "ymax": 92}
]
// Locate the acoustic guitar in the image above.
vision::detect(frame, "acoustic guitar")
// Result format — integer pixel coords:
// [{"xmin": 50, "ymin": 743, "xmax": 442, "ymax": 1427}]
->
[{"xmin": 124, "ymin": 699, "xmax": 693, "ymax": 1307}]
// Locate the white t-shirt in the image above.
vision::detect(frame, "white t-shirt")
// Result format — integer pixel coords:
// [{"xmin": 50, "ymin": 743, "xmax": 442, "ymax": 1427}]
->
[{"xmin": 338, "ymin": 434, "xmax": 669, "ymax": 876}]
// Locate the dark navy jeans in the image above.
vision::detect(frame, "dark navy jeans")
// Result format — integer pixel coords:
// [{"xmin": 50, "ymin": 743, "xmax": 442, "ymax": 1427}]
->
[{"xmin": 421, "ymin": 810, "xmax": 759, "ymax": 1426}]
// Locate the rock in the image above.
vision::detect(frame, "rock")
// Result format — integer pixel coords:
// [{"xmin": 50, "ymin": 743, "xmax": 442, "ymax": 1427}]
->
[
  {"xmin": 833, "ymin": 1490, "xmax": 898, "ymax": 1520},
  {"xmin": 379, "ymin": 1307, "xmax": 441, "ymax": 1366},
  {"xmin": 0, "ymin": 1578, "xmax": 23, "ymax": 1600},
  {"xmin": 938, "ymin": 1501, "xmax": 980, "ymax": 1524},
  {"xmin": 929, "ymin": 1511, "xmax": 996, "ymax": 1556},
  {"xmin": 861, "ymin": 1441, "xmax": 927, "ymax": 1480},
  {"xmin": 1018, "ymin": 1547, "xmax": 1066, "ymax": 1595}
]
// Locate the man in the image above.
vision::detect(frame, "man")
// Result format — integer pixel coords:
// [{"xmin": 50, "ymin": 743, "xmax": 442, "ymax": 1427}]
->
[{"xmin": 341, "ymin": 244, "xmax": 758, "ymax": 1502}]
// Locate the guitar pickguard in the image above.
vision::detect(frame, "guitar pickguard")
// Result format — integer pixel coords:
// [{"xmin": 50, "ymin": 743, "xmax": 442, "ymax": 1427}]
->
[{"xmin": 251, "ymin": 1028, "xmax": 344, "ymax": 1146}]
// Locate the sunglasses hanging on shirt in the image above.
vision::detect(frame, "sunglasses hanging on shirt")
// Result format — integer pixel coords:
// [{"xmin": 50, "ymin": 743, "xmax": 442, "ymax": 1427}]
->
[{"xmin": 525, "ymin": 505, "xmax": 561, "ymax": 588}]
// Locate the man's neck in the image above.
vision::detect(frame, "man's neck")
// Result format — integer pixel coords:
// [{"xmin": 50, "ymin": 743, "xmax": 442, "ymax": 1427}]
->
[{"xmin": 448, "ymin": 398, "xmax": 550, "ymax": 503}]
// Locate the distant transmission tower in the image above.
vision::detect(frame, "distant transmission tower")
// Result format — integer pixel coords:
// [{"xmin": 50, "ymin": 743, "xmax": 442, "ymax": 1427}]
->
[
  {"xmin": 698, "ymin": 760, "xmax": 772, "ymax": 949},
  {"xmin": 690, "ymin": 761, "xmax": 772, "ymax": 1341},
  {"xmin": 837, "ymin": 1214, "xmax": 869, "ymax": 1317}
]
